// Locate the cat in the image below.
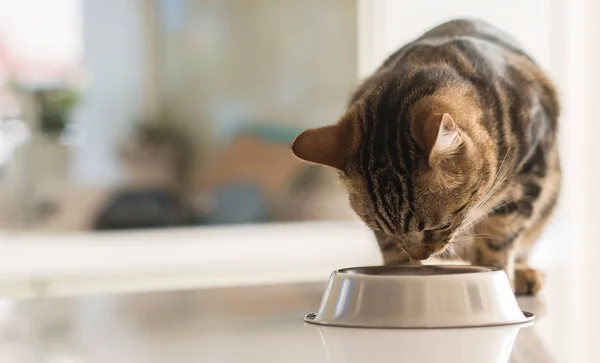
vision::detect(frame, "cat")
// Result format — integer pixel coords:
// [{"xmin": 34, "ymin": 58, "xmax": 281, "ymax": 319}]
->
[{"xmin": 291, "ymin": 19, "xmax": 560, "ymax": 295}]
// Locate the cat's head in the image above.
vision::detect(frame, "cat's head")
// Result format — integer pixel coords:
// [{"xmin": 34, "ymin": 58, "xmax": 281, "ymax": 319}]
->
[{"xmin": 292, "ymin": 79, "xmax": 496, "ymax": 260}]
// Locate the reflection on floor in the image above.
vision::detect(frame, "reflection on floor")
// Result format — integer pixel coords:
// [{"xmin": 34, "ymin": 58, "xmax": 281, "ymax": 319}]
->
[{"xmin": 0, "ymin": 267, "xmax": 588, "ymax": 363}]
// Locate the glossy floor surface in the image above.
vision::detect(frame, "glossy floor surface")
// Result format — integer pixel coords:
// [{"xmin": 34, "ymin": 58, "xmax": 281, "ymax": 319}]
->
[{"xmin": 0, "ymin": 266, "xmax": 596, "ymax": 363}]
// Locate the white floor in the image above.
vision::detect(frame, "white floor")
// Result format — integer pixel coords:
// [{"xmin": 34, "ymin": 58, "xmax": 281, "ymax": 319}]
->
[
  {"xmin": 0, "ymin": 264, "xmax": 596, "ymax": 363},
  {"xmin": 0, "ymin": 221, "xmax": 586, "ymax": 362}
]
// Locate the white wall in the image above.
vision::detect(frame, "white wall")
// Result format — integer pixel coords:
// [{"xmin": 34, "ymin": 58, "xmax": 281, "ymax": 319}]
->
[
  {"xmin": 71, "ymin": 0, "xmax": 149, "ymax": 186},
  {"xmin": 579, "ymin": 0, "xmax": 600, "ymax": 260},
  {"xmin": 358, "ymin": 0, "xmax": 553, "ymax": 77}
]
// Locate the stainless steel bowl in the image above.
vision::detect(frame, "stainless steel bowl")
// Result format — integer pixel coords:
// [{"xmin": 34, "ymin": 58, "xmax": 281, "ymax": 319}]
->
[{"xmin": 304, "ymin": 265, "xmax": 534, "ymax": 328}]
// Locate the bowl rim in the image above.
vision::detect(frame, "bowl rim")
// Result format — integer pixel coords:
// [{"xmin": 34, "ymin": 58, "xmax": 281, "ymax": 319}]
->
[
  {"xmin": 303, "ymin": 311, "xmax": 535, "ymax": 329},
  {"xmin": 335, "ymin": 264, "xmax": 501, "ymax": 277}
]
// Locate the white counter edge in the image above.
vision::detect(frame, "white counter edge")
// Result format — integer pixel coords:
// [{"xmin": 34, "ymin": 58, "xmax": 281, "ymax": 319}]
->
[{"xmin": 0, "ymin": 221, "xmax": 383, "ymax": 299}]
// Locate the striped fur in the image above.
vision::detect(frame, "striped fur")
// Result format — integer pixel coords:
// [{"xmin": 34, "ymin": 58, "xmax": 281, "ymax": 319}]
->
[{"xmin": 292, "ymin": 19, "xmax": 560, "ymax": 295}]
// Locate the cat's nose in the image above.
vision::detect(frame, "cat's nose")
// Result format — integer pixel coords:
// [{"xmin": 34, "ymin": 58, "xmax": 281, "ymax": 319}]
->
[{"xmin": 405, "ymin": 244, "xmax": 431, "ymax": 260}]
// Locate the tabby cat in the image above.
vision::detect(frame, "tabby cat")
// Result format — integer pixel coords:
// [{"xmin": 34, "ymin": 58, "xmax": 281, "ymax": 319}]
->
[{"xmin": 291, "ymin": 19, "xmax": 560, "ymax": 295}]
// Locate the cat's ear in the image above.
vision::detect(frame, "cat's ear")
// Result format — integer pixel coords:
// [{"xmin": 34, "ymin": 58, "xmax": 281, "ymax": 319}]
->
[
  {"xmin": 412, "ymin": 113, "xmax": 462, "ymax": 165},
  {"xmin": 291, "ymin": 120, "xmax": 353, "ymax": 171}
]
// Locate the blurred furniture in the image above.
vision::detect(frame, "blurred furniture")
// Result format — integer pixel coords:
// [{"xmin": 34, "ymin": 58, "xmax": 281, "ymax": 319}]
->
[
  {"xmin": 93, "ymin": 189, "xmax": 195, "ymax": 230},
  {"xmin": 199, "ymin": 182, "xmax": 268, "ymax": 225},
  {"xmin": 91, "ymin": 123, "xmax": 195, "ymax": 230},
  {"xmin": 194, "ymin": 128, "xmax": 356, "ymax": 225},
  {"xmin": 195, "ymin": 136, "xmax": 302, "ymax": 202}
]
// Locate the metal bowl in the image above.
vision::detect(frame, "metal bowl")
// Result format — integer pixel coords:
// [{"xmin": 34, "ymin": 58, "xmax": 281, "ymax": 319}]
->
[{"xmin": 304, "ymin": 265, "xmax": 534, "ymax": 328}]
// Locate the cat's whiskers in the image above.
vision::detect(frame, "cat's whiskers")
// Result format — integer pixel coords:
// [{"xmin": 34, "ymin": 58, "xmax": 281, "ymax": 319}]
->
[
  {"xmin": 449, "ymin": 247, "xmax": 463, "ymax": 262},
  {"xmin": 449, "ymin": 240, "xmax": 469, "ymax": 248},
  {"xmin": 457, "ymin": 180, "xmax": 515, "ymax": 234},
  {"xmin": 456, "ymin": 149, "xmax": 515, "ymax": 234},
  {"xmin": 468, "ymin": 148, "xmax": 512, "ymax": 213},
  {"xmin": 460, "ymin": 171, "xmax": 507, "ymax": 229},
  {"xmin": 458, "ymin": 198, "xmax": 517, "ymax": 233}
]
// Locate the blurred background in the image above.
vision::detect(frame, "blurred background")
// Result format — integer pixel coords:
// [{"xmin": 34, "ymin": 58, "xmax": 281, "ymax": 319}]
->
[{"xmin": 0, "ymin": 0, "xmax": 362, "ymax": 232}]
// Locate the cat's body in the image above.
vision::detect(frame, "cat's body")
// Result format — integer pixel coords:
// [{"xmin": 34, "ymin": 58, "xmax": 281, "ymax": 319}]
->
[{"xmin": 292, "ymin": 19, "xmax": 560, "ymax": 295}]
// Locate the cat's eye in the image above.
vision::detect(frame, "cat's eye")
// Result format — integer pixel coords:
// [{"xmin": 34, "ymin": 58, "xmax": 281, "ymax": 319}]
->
[
  {"xmin": 419, "ymin": 222, "xmax": 450, "ymax": 232},
  {"xmin": 438, "ymin": 223, "xmax": 452, "ymax": 231}
]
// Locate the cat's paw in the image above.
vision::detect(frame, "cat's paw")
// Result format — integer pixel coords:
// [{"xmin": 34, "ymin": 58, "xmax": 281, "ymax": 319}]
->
[{"xmin": 514, "ymin": 266, "xmax": 545, "ymax": 295}]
